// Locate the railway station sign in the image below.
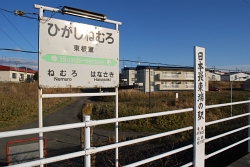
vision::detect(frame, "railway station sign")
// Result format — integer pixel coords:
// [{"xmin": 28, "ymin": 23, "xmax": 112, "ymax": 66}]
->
[
  {"xmin": 38, "ymin": 17, "xmax": 119, "ymax": 88},
  {"xmin": 194, "ymin": 46, "xmax": 206, "ymax": 167}
]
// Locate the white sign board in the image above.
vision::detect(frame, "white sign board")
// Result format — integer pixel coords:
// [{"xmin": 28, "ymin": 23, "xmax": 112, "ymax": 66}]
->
[
  {"xmin": 38, "ymin": 17, "xmax": 119, "ymax": 88},
  {"xmin": 194, "ymin": 46, "xmax": 205, "ymax": 167}
]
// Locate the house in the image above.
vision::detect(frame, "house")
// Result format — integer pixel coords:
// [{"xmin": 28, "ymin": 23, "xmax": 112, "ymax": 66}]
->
[
  {"xmin": 243, "ymin": 79, "xmax": 250, "ymax": 90},
  {"xmin": 122, "ymin": 65, "xmax": 209, "ymax": 92},
  {"xmin": 221, "ymin": 72, "xmax": 250, "ymax": 82},
  {"xmin": 0, "ymin": 65, "xmax": 36, "ymax": 82},
  {"xmin": 208, "ymin": 72, "xmax": 221, "ymax": 81}
]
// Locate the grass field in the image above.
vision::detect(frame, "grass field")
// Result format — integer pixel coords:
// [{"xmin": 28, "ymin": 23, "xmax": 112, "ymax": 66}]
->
[
  {"xmin": 91, "ymin": 81, "xmax": 250, "ymax": 132},
  {"xmin": 0, "ymin": 82, "xmax": 80, "ymax": 131},
  {"xmin": 1, "ymin": 81, "xmax": 249, "ymax": 133}
]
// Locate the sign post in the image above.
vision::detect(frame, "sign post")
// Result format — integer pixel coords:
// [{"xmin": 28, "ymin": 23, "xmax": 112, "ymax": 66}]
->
[
  {"xmin": 35, "ymin": 4, "xmax": 121, "ymax": 167},
  {"xmin": 194, "ymin": 46, "xmax": 206, "ymax": 167}
]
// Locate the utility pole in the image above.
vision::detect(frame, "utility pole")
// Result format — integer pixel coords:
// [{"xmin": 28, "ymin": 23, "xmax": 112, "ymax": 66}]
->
[
  {"xmin": 15, "ymin": 61, "xmax": 19, "ymax": 71},
  {"xmin": 1, "ymin": 56, "xmax": 6, "ymax": 65},
  {"xmin": 136, "ymin": 57, "xmax": 141, "ymax": 65}
]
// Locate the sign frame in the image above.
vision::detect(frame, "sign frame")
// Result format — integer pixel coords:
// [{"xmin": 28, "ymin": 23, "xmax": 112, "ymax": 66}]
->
[{"xmin": 38, "ymin": 17, "xmax": 120, "ymax": 88}]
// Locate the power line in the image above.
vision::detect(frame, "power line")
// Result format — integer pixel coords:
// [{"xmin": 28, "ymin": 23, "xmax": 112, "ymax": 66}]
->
[
  {"xmin": 0, "ymin": 48, "xmax": 38, "ymax": 53},
  {"xmin": 0, "ymin": 28, "xmax": 36, "ymax": 60},
  {"xmin": 244, "ymin": 0, "xmax": 250, "ymax": 6},
  {"xmin": 0, "ymin": 10, "xmax": 37, "ymax": 51},
  {"xmin": 0, "ymin": 8, "xmax": 38, "ymax": 20},
  {"xmin": 0, "ymin": 8, "xmax": 13, "ymax": 14},
  {"xmin": 0, "ymin": 5, "xmax": 64, "ymax": 22},
  {"xmin": 120, "ymin": 59, "xmax": 193, "ymax": 68},
  {"xmin": 0, "ymin": 6, "xmax": 63, "ymax": 62}
]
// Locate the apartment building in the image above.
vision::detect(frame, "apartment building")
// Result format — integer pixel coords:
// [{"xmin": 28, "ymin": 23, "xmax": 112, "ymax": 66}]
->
[
  {"xmin": 121, "ymin": 67, "xmax": 137, "ymax": 86},
  {"xmin": 122, "ymin": 65, "xmax": 209, "ymax": 92},
  {"xmin": 0, "ymin": 65, "xmax": 36, "ymax": 82}
]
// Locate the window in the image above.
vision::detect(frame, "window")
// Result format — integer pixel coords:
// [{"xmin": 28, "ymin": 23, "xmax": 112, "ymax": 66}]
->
[
  {"xmin": 185, "ymin": 72, "xmax": 194, "ymax": 78},
  {"xmin": 19, "ymin": 74, "xmax": 24, "ymax": 81},
  {"xmin": 150, "ymin": 71, "xmax": 154, "ymax": 76},
  {"xmin": 150, "ymin": 82, "xmax": 154, "ymax": 86},
  {"xmin": 131, "ymin": 71, "xmax": 137, "ymax": 74},
  {"xmin": 12, "ymin": 73, "xmax": 17, "ymax": 79},
  {"xmin": 131, "ymin": 78, "xmax": 137, "ymax": 81},
  {"xmin": 172, "ymin": 71, "xmax": 181, "ymax": 74}
]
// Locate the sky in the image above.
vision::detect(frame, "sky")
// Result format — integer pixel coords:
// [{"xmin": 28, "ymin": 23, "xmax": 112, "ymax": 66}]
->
[{"xmin": 0, "ymin": 0, "xmax": 250, "ymax": 72}]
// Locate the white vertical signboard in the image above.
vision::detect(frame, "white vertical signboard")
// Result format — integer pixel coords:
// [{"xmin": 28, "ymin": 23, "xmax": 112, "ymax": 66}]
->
[
  {"xmin": 194, "ymin": 46, "xmax": 205, "ymax": 167},
  {"xmin": 39, "ymin": 17, "xmax": 119, "ymax": 88}
]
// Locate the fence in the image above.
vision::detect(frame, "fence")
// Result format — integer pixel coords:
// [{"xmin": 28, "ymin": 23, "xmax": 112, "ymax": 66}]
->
[{"xmin": 0, "ymin": 92, "xmax": 249, "ymax": 167}]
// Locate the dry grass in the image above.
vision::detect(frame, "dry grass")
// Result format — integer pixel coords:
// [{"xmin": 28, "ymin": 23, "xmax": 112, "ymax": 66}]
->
[
  {"xmin": 89, "ymin": 85, "xmax": 250, "ymax": 166},
  {"xmin": 92, "ymin": 82, "xmax": 250, "ymax": 132},
  {"xmin": 1, "ymin": 81, "xmax": 249, "ymax": 133},
  {"xmin": 210, "ymin": 81, "xmax": 243, "ymax": 89},
  {"xmin": 0, "ymin": 82, "xmax": 80, "ymax": 131}
]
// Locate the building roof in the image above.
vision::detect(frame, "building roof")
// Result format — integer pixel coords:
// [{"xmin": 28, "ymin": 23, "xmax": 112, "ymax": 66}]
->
[
  {"xmin": 209, "ymin": 72, "xmax": 221, "ymax": 76},
  {"xmin": 123, "ymin": 67, "xmax": 137, "ymax": 70},
  {"xmin": 221, "ymin": 72, "xmax": 249, "ymax": 76},
  {"xmin": 135, "ymin": 65, "xmax": 209, "ymax": 71},
  {"xmin": 0, "ymin": 65, "xmax": 36, "ymax": 74}
]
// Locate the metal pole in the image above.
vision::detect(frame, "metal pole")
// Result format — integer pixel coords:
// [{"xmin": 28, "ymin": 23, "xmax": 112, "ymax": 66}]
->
[
  {"xmin": 115, "ymin": 87, "xmax": 119, "ymax": 167},
  {"xmin": 84, "ymin": 115, "xmax": 91, "ymax": 167},
  {"xmin": 38, "ymin": 6, "xmax": 44, "ymax": 167},
  {"xmin": 248, "ymin": 97, "xmax": 250, "ymax": 153},
  {"xmin": 38, "ymin": 88, "xmax": 44, "ymax": 167},
  {"xmin": 231, "ymin": 82, "xmax": 232, "ymax": 116},
  {"xmin": 115, "ymin": 21, "xmax": 119, "ymax": 167},
  {"xmin": 149, "ymin": 64, "xmax": 151, "ymax": 111}
]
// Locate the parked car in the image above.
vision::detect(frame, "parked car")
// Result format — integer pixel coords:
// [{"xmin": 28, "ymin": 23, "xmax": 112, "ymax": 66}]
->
[{"xmin": 209, "ymin": 86, "xmax": 221, "ymax": 91}]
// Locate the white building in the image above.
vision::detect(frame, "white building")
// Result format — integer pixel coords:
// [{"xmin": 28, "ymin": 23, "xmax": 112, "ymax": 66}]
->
[
  {"xmin": 208, "ymin": 72, "xmax": 221, "ymax": 81},
  {"xmin": 221, "ymin": 72, "xmax": 250, "ymax": 82},
  {"xmin": 0, "ymin": 65, "xmax": 36, "ymax": 82},
  {"xmin": 208, "ymin": 69, "xmax": 222, "ymax": 81}
]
